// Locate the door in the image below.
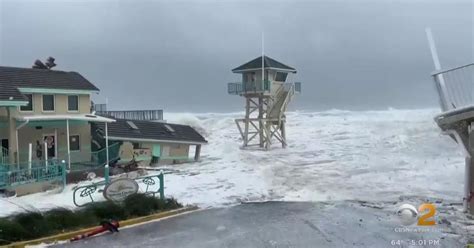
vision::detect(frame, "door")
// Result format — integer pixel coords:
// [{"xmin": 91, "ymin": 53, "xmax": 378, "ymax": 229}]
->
[
  {"xmin": 43, "ymin": 135, "xmax": 56, "ymax": 159},
  {"xmin": 162, "ymin": 145, "xmax": 170, "ymax": 158},
  {"xmin": 152, "ymin": 144, "xmax": 161, "ymax": 157}
]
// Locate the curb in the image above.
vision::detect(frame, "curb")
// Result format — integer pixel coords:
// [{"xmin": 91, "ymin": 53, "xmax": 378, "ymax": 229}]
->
[{"xmin": 6, "ymin": 206, "xmax": 198, "ymax": 248}]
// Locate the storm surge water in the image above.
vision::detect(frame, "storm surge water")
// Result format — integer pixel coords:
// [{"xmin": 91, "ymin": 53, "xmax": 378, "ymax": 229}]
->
[
  {"xmin": 0, "ymin": 108, "xmax": 465, "ymax": 218},
  {"xmin": 164, "ymin": 108, "xmax": 464, "ymax": 207}
]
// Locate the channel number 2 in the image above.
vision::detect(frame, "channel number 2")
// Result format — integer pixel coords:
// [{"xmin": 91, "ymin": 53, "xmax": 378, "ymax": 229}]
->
[{"xmin": 417, "ymin": 203, "xmax": 436, "ymax": 226}]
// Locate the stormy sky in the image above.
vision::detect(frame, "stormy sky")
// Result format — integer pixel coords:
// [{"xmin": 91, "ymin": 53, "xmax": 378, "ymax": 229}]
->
[{"xmin": 0, "ymin": 0, "xmax": 472, "ymax": 112}]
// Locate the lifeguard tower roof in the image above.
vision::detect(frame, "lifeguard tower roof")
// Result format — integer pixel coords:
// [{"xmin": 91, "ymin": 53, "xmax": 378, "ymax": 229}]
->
[{"xmin": 232, "ymin": 56, "xmax": 297, "ymax": 73}]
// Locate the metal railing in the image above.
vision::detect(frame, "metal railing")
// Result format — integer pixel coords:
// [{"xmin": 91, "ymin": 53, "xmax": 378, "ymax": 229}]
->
[
  {"xmin": 96, "ymin": 110, "xmax": 163, "ymax": 121},
  {"xmin": 73, "ymin": 172, "xmax": 165, "ymax": 207},
  {"xmin": 432, "ymin": 63, "xmax": 474, "ymax": 111},
  {"xmin": 90, "ymin": 142, "xmax": 121, "ymax": 166},
  {"xmin": 0, "ymin": 160, "xmax": 66, "ymax": 189},
  {"xmin": 1, "ymin": 147, "xmax": 8, "ymax": 165},
  {"xmin": 57, "ymin": 142, "xmax": 121, "ymax": 171},
  {"xmin": 93, "ymin": 103, "xmax": 107, "ymax": 112},
  {"xmin": 228, "ymin": 81, "xmax": 271, "ymax": 95}
]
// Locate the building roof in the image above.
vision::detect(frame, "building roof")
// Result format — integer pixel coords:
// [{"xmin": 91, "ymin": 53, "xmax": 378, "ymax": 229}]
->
[
  {"xmin": 0, "ymin": 66, "xmax": 99, "ymax": 102},
  {"xmin": 232, "ymin": 56, "xmax": 297, "ymax": 73},
  {"xmin": 97, "ymin": 119, "xmax": 208, "ymax": 145},
  {"xmin": 16, "ymin": 114, "xmax": 116, "ymax": 123}
]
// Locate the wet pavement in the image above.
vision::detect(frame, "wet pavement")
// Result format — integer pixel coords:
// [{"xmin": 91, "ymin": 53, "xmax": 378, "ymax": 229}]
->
[{"xmin": 54, "ymin": 201, "xmax": 468, "ymax": 248}]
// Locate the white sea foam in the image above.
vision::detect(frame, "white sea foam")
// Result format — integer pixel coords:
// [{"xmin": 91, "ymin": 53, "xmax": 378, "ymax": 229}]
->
[
  {"xmin": 164, "ymin": 108, "xmax": 463, "ymax": 206},
  {"xmin": 0, "ymin": 108, "xmax": 465, "ymax": 215}
]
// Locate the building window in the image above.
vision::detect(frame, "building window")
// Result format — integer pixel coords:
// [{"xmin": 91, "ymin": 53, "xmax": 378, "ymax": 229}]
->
[
  {"xmin": 69, "ymin": 135, "xmax": 80, "ymax": 151},
  {"xmin": 275, "ymin": 72, "xmax": 288, "ymax": 82},
  {"xmin": 68, "ymin": 95, "xmax": 79, "ymax": 111},
  {"xmin": 42, "ymin": 94, "xmax": 55, "ymax": 111},
  {"xmin": 20, "ymin": 94, "xmax": 33, "ymax": 111}
]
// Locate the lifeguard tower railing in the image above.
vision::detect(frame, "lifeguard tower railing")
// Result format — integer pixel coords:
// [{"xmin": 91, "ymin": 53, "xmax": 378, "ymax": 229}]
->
[
  {"xmin": 432, "ymin": 63, "xmax": 474, "ymax": 112},
  {"xmin": 228, "ymin": 81, "xmax": 302, "ymax": 95}
]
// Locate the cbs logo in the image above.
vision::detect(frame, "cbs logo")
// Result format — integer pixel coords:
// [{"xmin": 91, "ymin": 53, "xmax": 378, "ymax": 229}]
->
[{"xmin": 396, "ymin": 203, "xmax": 436, "ymax": 226}]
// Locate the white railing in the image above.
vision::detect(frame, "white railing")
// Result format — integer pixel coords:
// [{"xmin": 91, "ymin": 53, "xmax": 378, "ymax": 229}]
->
[
  {"xmin": 279, "ymin": 84, "xmax": 295, "ymax": 120},
  {"xmin": 97, "ymin": 110, "xmax": 164, "ymax": 121},
  {"xmin": 1, "ymin": 147, "xmax": 8, "ymax": 165},
  {"xmin": 432, "ymin": 63, "xmax": 474, "ymax": 111}
]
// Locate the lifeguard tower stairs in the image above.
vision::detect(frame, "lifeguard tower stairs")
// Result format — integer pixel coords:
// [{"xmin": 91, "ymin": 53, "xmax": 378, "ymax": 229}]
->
[{"xmin": 228, "ymin": 56, "xmax": 301, "ymax": 150}]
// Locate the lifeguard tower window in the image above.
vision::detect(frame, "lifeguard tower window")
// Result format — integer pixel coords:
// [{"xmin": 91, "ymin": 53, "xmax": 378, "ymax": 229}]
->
[
  {"xmin": 245, "ymin": 72, "xmax": 256, "ymax": 82},
  {"xmin": 275, "ymin": 72, "xmax": 288, "ymax": 82}
]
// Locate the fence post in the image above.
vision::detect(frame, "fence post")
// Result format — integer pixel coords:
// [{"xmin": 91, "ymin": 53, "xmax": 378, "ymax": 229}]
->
[
  {"xmin": 159, "ymin": 170, "xmax": 164, "ymax": 200},
  {"xmin": 104, "ymin": 165, "xmax": 110, "ymax": 184}
]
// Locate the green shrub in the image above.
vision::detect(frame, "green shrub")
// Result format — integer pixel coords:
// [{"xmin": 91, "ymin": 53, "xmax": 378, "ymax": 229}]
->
[
  {"xmin": 12, "ymin": 211, "xmax": 51, "ymax": 238},
  {"xmin": 83, "ymin": 201, "xmax": 127, "ymax": 221},
  {"xmin": 44, "ymin": 208, "xmax": 96, "ymax": 232},
  {"xmin": 165, "ymin": 198, "xmax": 183, "ymax": 209},
  {"xmin": 124, "ymin": 193, "xmax": 162, "ymax": 216},
  {"xmin": 0, "ymin": 195, "xmax": 182, "ymax": 245},
  {"xmin": 0, "ymin": 218, "xmax": 31, "ymax": 245}
]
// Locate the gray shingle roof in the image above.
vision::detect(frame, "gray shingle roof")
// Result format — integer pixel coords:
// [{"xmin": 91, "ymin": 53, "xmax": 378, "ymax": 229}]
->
[
  {"xmin": 97, "ymin": 119, "xmax": 208, "ymax": 144},
  {"xmin": 0, "ymin": 66, "xmax": 99, "ymax": 101},
  {"xmin": 232, "ymin": 56, "xmax": 297, "ymax": 73},
  {"xmin": 0, "ymin": 85, "xmax": 27, "ymax": 102}
]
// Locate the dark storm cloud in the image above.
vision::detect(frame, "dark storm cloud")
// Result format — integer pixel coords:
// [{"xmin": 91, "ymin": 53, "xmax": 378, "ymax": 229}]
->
[{"xmin": 0, "ymin": 0, "xmax": 472, "ymax": 112}]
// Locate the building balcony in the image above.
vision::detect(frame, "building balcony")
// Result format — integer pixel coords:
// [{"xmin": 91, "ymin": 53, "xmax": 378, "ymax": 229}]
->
[{"xmin": 94, "ymin": 104, "xmax": 164, "ymax": 121}]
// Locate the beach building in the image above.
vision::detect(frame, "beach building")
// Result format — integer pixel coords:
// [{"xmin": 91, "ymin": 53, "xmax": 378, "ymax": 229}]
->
[
  {"xmin": 0, "ymin": 65, "xmax": 115, "ymax": 169},
  {"xmin": 95, "ymin": 119, "xmax": 207, "ymax": 166},
  {"xmin": 0, "ymin": 60, "xmax": 206, "ymax": 194}
]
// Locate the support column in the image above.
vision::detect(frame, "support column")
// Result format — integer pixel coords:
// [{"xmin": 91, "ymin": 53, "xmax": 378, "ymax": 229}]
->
[
  {"xmin": 105, "ymin": 122, "xmax": 110, "ymax": 182},
  {"xmin": 6, "ymin": 107, "xmax": 17, "ymax": 166},
  {"xmin": 243, "ymin": 98, "xmax": 250, "ymax": 147},
  {"xmin": 66, "ymin": 119, "xmax": 71, "ymax": 169},
  {"xmin": 469, "ymin": 156, "xmax": 474, "ymax": 214},
  {"xmin": 258, "ymin": 96, "xmax": 264, "ymax": 148},
  {"xmin": 194, "ymin": 144, "xmax": 201, "ymax": 161},
  {"xmin": 264, "ymin": 122, "xmax": 271, "ymax": 150},
  {"xmin": 464, "ymin": 156, "xmax": 473, "ymax": 213},
  {"xmin": 469, "ymin": 124, "xmax": 474, "ymax": 214},
  {"xmin": 105, "ymin": 122, "xmax": 109, "ymax": 165},
  {"xmin": 281, "ymin": 121, "xmax": 287, "ymax": 148}
]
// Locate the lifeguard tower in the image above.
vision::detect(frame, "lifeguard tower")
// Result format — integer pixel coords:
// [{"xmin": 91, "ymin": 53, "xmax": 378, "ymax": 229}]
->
[
  {"xmin": 228, "ymin": 56, "xmax": 301, "ymax": 150},
  {"xmin": 427, "ymin": 29, "xmax": 474, "ymax": 214}
]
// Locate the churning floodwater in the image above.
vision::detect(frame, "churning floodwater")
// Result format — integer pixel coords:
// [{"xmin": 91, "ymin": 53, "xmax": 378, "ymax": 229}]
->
[{"xmin": 163, "ymin": 108, "xmax": 464, "ymax": 207}]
